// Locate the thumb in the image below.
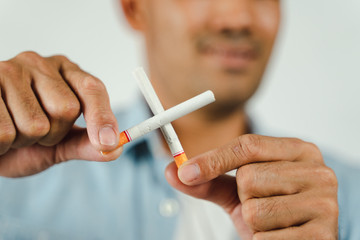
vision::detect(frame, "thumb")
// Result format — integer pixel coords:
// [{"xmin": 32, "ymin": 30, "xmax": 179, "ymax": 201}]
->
[
  {"xmin": 0, "ymin": 127, "xmax": 122, "ymax": 178},
  {"xmin": 57, "ymin": 126, "xmax": 123, "ymax": 162}
]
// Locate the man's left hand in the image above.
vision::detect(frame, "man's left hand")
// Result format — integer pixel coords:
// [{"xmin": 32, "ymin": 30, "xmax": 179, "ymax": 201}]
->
[{"xmin": 165, "ymin": 134, "xmax": 338, "ymax": 240}]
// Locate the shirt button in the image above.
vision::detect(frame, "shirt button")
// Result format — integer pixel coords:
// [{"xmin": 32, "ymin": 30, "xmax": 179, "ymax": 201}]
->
[{"xmin": 159, "ymin": 198, "xmax": 180, "ymax": 218}]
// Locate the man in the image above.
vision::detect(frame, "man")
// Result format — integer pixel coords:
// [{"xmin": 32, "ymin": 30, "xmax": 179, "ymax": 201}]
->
[{"xmin": 0, "ymin": 0, "xmax": 358, "ymax": 239}]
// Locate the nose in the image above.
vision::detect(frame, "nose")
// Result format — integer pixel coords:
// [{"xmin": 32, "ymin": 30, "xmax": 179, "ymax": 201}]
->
[{"xmin": 209, "ymin": 0, "xmax": 254, "ymax": 34}]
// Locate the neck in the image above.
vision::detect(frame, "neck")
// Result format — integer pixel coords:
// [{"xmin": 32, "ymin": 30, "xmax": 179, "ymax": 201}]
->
[{"xmin": 170, "ymin": 105, "xmax": 248, "ymax": 158}]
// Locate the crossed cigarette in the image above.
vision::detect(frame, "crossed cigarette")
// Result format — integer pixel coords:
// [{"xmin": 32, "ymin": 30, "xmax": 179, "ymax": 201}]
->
[{"xmin": 114, "ymin": 68, "xmax": 215, "ymax": 167}]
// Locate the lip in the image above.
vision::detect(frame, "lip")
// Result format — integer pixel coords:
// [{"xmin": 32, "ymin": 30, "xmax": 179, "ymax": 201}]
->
[{"xmin": 200, "ymin": 44, "xmax": 257, "ymax": 71}]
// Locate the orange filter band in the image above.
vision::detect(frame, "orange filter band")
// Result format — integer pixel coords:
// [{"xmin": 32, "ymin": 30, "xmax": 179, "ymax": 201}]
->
[
  {"xmin": 174, "ymin": 152, "xmax": 188, "ymax": 168},
  {"xmin": 119, "ymin": 131, "xmax": 131, "ymax": 146},
  {"xmin": 101, "ymin": 131, "xmax": 130, "ymax": 156}
]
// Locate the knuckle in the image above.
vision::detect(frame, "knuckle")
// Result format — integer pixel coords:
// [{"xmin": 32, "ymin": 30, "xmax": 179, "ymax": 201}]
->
[
  {"xmin": 66, "ymin": 60, "xmax": 80, "ymax": 69},
  {"xmin": 323, "ymin": 198, "xmax": 339, "ymax": 217},
  {"xmin": 315, "ymin": 197, "xmax": 339, "ymax": 218},
  {"xmin": 16, "ymin": 51, "xmax": 41, "ymax": 62},
  {"xmin": 79, "ymin": 75, "xmax": 106, "ymax": 93},
  {"xmin": 307, "ymin": 141, "xmax": 321, "ymax": 153},
  {"xmin": 306, "ymin": 141, "xmax": 323, "ymax": 161},
  {"xmin": 288, "ymin": 137, "xmax": 306, "ymax": 151},
  {"xmin": 48, "ymin": 98, "xmax": 81, "ymax": 121},
  {"xmin": 243, "ymin": 198, "xmax": 282, "ymax": 231},
  {"xmin": 289, "ymin": 137, "xmax": 304, "ymax": 149},
  {"xmin": 0, "ymin": 61, "xmax": 21, "ymax": 77},
  {"xmin": 236, "ymin": 134, "xmax": 262, "ymax": 161},
  {"xmin": 316, "ymin": 166, "xmax": 338, "ymax": 189},
  {"xmin": 60, "ymin": 100, "xmax": 81, "ymax": 120},
  {"xmin": 241, "ymin": 199, "xmax": 259, "ymax": 229},
  {"xmin": 17, "ymin": 52, "xmax": 55, "ymax": 75},
  {"xmin": 258, "ymin": 198, "xmax": 279, "ymax": 219},
  {"xmin": 24, "ymin": 116, "xmax": 51, "ymax": 138},
  {"xmin": 0, "ymin": 124, "xmax": 16, "ymax": 148},
  {"xmin": 236, "ymin": 165, "xmax": 255, "ymax": 201},
  {"xmin": 52, "ymin": 54, "xmax": 69, "ymax": 62},
  {"xmin": 205, "ymin": 150, "xmax": 223, "ymax": 175},
  {"xmin": 49, "ymin": 55, "xmax": 78, "ymax": 69}
]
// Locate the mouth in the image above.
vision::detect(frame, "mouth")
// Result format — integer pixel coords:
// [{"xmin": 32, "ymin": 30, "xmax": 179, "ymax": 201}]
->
[{"xmin": 199, "ymin": 44, "xmax": 258, "ymax": 72}]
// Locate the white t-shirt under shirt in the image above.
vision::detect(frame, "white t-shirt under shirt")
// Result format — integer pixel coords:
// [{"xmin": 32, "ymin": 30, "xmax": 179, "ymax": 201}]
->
[{"xmin": 174, "ymin": 191, "xmax": 240, "ymax": 240}]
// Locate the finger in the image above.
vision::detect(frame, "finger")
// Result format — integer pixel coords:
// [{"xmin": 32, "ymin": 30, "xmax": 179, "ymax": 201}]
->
[
  {"xmin": 56, "ymin": 57, "xmax": 119, "ymax": 152},
  {"xmin": 0, "ymin": 70, "xmax": 50, "ymax": 148},
  {"xmin": 30, "ymin": 63, "xmax": 80, "ymax": 146},
  {"xmin": 0, "ymin": 126, "xmax": 123, "ymax": 178},
  {"xmin": 54, "ymin": 126, "xmax": 123, "ymax": 162},
  {"xmin": 165, "ymin": 161, "xmax": 240, "ymax": 213},
  {"xmin": 178, "ymin": 134, "xmax": 323, "ymax": 185},
  {"xmin": 253, "ymin": 220, "xmax": 337, "ymax": 240},
  {"xmin": 241, "ymin": 194, "xmax": 318, "ymax": 232},
  {"xmin": 0, "ymin": 96, "xmax": 16, "ymax": 154},
  {"xmin": 236, "ymin": 161, "xmax": 337, "ymax": 202}
]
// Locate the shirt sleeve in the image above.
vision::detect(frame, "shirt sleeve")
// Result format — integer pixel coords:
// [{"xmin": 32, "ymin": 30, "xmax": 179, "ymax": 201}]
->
[{"xmin": 323, "ymin": 153, "xmax": 360, "ymax": 240}]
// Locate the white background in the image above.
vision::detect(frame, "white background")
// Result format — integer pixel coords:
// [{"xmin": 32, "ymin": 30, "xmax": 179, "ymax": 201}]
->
[{"xmin": 0, "ymin": 0, "xmax": 359, "ymax": 165}]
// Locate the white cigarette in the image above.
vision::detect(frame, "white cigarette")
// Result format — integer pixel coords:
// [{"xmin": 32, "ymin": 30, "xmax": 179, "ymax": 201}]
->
[
  {"xmin": 133, "ymin": 67, "xmax": 187, "ymax": 165},
  {"xmin": 118, "ymin": 91, "xmax": 215, "ymax": 164}
]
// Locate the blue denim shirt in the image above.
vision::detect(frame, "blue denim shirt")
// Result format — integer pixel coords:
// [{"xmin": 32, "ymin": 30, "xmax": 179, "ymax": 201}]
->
[{"xmin": 0, "ymin": 98, "xmax": 359, "ymax": 239}]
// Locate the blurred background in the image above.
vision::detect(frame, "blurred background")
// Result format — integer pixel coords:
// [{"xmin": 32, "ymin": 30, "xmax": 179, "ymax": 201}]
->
[{"xmin": 0, "ymin": 0, "xmax": 359, "ymax": 165}]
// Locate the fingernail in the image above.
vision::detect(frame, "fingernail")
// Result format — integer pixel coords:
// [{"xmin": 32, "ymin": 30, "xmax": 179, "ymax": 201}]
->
[
  {"xmin": 178, "ymin": 164, "xmax": 200, "ymax": 183},
  {"xmin": 99, "ymin": 126, "xmax": 117, "ymax": 146}
]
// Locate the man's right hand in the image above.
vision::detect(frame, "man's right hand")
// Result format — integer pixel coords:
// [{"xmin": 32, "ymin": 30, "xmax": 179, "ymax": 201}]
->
[{"xmin": 0, "ymin": 51, "xmax": 122, "ymax": 177}]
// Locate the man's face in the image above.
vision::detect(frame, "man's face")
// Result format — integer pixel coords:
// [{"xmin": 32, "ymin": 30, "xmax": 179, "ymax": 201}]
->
[{"xmin": 132, "ymin": 0, "xmax": 280, "ymax": 110}]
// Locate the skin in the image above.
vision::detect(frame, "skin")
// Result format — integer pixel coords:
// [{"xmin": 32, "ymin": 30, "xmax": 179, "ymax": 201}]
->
[
  {"xmin": 0, "ymin": 0, "xmax": 338, "ymax": 239},
  {"xmin": 0, "ymin": 53, "xmax": 123, "ymax": 177}
]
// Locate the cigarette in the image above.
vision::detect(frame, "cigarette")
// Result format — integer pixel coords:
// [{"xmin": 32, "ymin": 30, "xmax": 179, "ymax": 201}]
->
[
  {"xmin": 133, "ymin": 67, "xmax": 188, "ymax": 167},
  {"xmin": 117, "ymin": 90, "xmax": 215, "ymax": 162}
]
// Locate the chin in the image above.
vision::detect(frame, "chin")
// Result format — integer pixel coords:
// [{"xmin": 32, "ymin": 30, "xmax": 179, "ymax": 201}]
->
[{"xmin": 203, "ymin": 97, "xmax": 245, "ymax": 120}]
